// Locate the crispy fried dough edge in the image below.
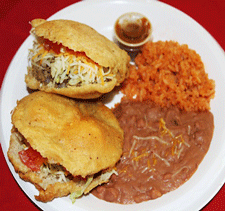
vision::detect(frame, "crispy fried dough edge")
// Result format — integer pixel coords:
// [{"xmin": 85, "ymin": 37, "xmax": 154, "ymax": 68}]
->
[
  {"xmin": 7, "ymin": 129, "xmax": 117, "ymax": 202},
  {"xmin": 25, "ymin": 67, "xmax": 118, "ymax": 99}
]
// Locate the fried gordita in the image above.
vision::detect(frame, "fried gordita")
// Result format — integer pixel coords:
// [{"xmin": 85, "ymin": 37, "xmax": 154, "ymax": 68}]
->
[
  {"xmin": 25, "ymin": 19, "xmax": 130, "ymax": 99},
  {"xmin": 7, "ymin": 91, "xmax": 123, "ymax": 202}
]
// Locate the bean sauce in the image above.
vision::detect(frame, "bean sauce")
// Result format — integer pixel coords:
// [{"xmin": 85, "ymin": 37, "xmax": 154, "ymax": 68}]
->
[{"xmin": 92, "ymin": 100, "xmax": 214, "ymax": 204}]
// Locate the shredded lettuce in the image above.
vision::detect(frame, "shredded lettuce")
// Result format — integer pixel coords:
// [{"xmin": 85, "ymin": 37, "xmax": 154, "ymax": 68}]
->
[{"xmin": 69, "ymin": 176, "xmax": 93, "ymax": 204}]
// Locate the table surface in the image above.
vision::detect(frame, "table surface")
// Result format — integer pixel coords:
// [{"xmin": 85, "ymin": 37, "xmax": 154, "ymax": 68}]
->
[{"xmin": 0, "ymin": 0, "xmax": 224, "ymax": 210}]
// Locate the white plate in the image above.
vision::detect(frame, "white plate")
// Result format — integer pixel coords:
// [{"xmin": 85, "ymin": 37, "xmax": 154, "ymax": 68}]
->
[{"xmin": 1, "ymin": 0, "xmax": 225, "ymax": 210}]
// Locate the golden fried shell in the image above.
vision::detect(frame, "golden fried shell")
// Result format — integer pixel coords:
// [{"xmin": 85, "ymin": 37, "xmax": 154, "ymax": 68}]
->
[{"xmin": 11, "ymin": 91, "xmax": 123, "ymax": 177}]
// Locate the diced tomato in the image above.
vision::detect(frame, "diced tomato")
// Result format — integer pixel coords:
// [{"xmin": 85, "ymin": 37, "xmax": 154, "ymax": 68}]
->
[
  {"xmin": 41, "ymin": 38, "xmax": 91, "ymax": 60},
  {"xmin": 76, "ymin": 175, "xmax": 87, "ymax": 182},
  {"xmin": 43, "ymin": 39, "xmax": 63, "ymax": 54},
  {"xmin": 18, "ymin": 147, "xmax": 46, "ymax": 172}
]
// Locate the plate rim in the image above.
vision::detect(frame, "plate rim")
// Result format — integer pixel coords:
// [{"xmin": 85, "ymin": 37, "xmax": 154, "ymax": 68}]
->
[{"xmin": 1, "ymin": 0, "xmax": 225, "ymax": 211}]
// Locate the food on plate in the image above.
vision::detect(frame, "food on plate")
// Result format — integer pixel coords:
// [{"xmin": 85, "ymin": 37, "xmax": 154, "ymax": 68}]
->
[
  {"xmin": 121, "ymin": 41, "xmax": 215, "ymax": 111},
  {"xmin": 7, "ymin": 91, "xmax": 123, "ymax": 202},
  {"xmin": 92, "ymin": 100, "xmax": 214, "ymax": 203},
  {"xmin": 93, "ymin": 40, "xmax": 215, "ymax": 204},
  {"xmin": 25, "ymin": 19, "xmax": 130, "ymax": 99}
]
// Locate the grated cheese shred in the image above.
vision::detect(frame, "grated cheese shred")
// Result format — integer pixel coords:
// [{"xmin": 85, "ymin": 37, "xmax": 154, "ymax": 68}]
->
[
  {"xmin": 29, "ymin": 40, "xmax": 114, "ymax": 87},
  {"xmin": 130, "ymin": 118, "xmax": 190, "ymax": 170},
  {"xmin": 159, "ymin": 118, "xmax": 190, "ymax": 156}
]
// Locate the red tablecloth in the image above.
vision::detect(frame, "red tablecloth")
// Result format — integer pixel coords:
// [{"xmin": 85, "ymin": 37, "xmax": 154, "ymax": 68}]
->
[{"xmin": 0, "ymin": 0, "xmax": 224, "ymax": 210}]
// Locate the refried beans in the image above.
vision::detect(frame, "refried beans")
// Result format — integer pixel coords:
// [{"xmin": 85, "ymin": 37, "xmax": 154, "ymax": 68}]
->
[{"xmin": 92, "ymin": 100, "xmax": 214, "ymax": 204}]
